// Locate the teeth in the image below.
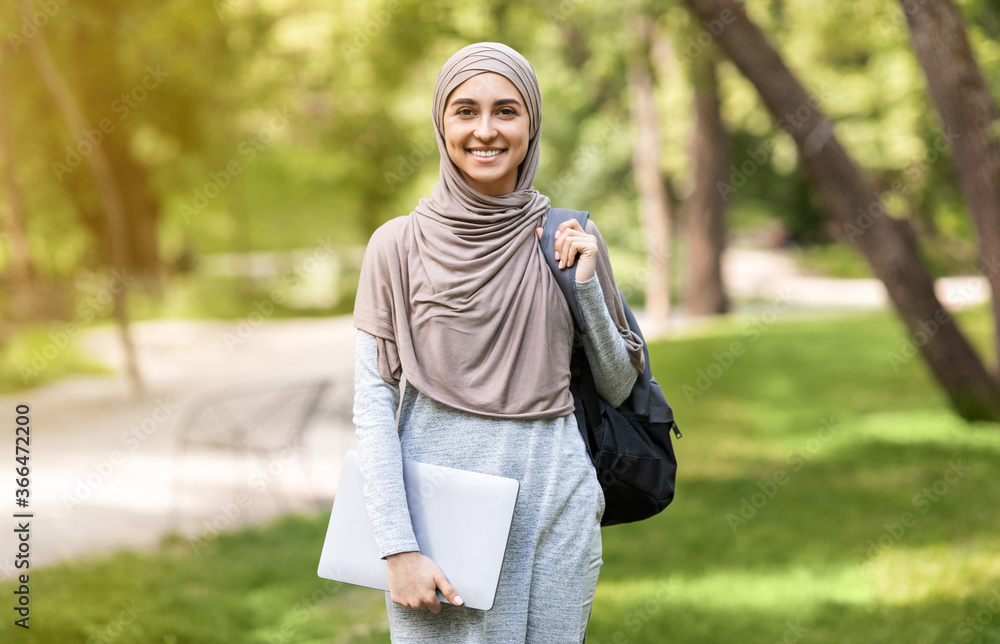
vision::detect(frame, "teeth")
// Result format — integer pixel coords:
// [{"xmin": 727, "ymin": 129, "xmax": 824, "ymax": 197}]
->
[{"xmin": 471, "ymin": 150, "xmax": 501, "ymax": 157}]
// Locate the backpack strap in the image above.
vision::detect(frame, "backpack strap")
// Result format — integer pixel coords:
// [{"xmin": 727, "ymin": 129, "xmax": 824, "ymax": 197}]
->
[{"xmin": 539, "ymin": 208, "xmax": 590, "ymax": 332}]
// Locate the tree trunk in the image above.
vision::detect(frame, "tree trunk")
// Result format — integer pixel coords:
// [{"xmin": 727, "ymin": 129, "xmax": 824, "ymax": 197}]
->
[
  {"xmin": 681, "ymin": 0, "xmax": 1000, "ymax": 420},
  {"xmin": 106, "ymin": 138, "xmax": 163, "ymax": 293},
  {"xmin": 681, "ymin": 54, "xmax": 729, "ymax": 316},
  {"xmin": 0, "ymin": 46, "xmax": 33, "ymax": 288},
  {"xmin": 23, "ymin": 0, "xmax": 144, "ymax": 395},
  {"xmin": 628, "ymin": 17, "xmax": 673, "ymax": 323},
  {"xmin": 901, "ymin": 0, "xmax": 1000, "ymax": 369}
]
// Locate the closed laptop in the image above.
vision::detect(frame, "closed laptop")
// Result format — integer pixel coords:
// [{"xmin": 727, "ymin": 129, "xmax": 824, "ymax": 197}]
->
[{"xmin": 317, "ymin": 450, "xmax": 519, "ymax": 610}]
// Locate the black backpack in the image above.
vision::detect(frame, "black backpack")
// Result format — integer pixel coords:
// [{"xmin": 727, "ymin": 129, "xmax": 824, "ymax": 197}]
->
[{"xmin": 539, "ymin": 208, "xmax": 682, "ymax": 526}]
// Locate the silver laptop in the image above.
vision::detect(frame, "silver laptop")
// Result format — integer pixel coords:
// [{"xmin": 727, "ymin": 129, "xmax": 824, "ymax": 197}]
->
[{"xmin": 317, "ymin": 450, "xmax": 520, "ymax": 610}]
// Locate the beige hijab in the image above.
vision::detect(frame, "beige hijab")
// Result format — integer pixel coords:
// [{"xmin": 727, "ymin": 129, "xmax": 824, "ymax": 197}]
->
[{"xmin": 353, "ymin": 42, "xmax": 643, "ymax": 419}]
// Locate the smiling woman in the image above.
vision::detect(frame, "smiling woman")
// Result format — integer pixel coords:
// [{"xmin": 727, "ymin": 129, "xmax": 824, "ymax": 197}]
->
[
  {"xmin": 349, "ymin": 42, "xmax": 644, "ymax": 643},
  {"xmin": 442, "ymin": 73, "xmax": 530, "ymax": 196}
]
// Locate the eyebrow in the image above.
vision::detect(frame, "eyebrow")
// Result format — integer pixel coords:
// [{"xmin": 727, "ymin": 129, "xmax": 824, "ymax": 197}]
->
[{"xmin": 449, "ymin": 97, "xmax": 522, "ymax": 108}]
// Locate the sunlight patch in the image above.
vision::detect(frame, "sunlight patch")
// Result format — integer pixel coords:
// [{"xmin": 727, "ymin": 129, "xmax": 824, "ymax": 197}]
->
[
  {"xmin": 858, "ymin": 539, "xmax": 1000, "ymax": 605},
  {"xmin": 847, "ymin": 410, "xmax": 1000, "ymax": 452},
  {"xmin": 597, "ymin": 565, "xmax": 874, "ymax": 614}
]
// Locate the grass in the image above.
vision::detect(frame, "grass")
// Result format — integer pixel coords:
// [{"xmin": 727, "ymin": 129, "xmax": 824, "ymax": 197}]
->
[
  {"xmin": 0, "ymin": 323, "xmax": 111, "ymax": 394},
  {"xmin": 590, "ymin": 307, "xmax": 1000, "ymax": 644},
  {"xmin": 3, "ymin": 308, "xmax": 1000, "ymax": 643}
]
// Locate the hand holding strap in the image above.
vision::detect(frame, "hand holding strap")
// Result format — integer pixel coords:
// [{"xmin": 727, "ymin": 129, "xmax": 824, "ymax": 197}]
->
[{"xmin": 539, "ymin": 208, "xmax": 590, "ymax": 332}]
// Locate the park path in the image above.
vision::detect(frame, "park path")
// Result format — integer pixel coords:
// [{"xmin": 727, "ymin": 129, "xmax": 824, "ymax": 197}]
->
[
  {"xmin": 0, "ymin": 316, "xmax": 360, "ymax": 575},
  {"xmin": 0, "ymin": 247, "xmax": 988, "ymax": 575}
]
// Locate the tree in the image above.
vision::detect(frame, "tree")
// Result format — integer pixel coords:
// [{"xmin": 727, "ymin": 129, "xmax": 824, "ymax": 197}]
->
[
  {"xmin": 680, "ymin": 52, "xmax": 729, "ymax": 316},
  {"xmin": 22, "ymin": 0, "xmax": 144, "ymax": 394},
  {"xmin": 901, "ymin": 0, "xmax": 1000, "ymax": 371},
  {"xmin": 0, "ymin": 45, "xmax": 33, "ymax": 290},
  {"xmin": 681, "ymin": 0, "xmax": 1000, "ymax": 421},
  {"xmin": 628, "ymin": 15, "xmax": 674, "ymax": 322}
]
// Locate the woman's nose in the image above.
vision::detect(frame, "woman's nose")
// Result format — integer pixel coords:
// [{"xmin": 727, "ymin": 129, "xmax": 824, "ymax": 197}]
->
[{"xmin": 474, "ymin": 115, "xmax": 497, "ymax": 142}]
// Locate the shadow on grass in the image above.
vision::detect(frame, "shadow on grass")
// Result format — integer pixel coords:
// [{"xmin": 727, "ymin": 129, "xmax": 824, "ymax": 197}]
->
[
  {"xmin": 602, "ymin": 432, "xmax": 1000, "ymax": 579},
  {"xmin": 588, "ymin": 590, "xmax": 1000, "ymax": 644},
  {"xmin": 591, "ymin": 429, "xmax": 1000, "ymax": 643}
]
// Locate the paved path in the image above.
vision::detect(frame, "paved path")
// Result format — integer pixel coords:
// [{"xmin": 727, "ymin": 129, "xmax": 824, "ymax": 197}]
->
[
  {"xmin": 722, "ymin": 247, "xmax": 987, "ymax": 312},
  {"xmin": 1, "ymin": 316, "xmax": 360, "ymax": 576},
  {"xmin": 0, "ymin": 247, "xmax": 988, "ymax": 575},
  {"xmin": 637, "ymin": 247, "xmax": 987, "ymax": 337}
]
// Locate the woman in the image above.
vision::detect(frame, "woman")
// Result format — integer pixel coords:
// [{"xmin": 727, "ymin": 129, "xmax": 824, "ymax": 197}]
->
[{"xmin": 352, "ymin": 42, "xmax": 645, "ymax": 643}]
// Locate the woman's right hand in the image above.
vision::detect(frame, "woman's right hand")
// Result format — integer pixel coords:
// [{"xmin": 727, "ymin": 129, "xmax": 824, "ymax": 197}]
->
[{"xmin": 385, "ymin": 550, "xmax": 464, "ymax": 613}]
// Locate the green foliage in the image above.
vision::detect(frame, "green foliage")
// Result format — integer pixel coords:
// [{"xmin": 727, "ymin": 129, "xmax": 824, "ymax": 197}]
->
[
  {"xmin": 791, "ymin": 243, "xmax": 874, "ymax": 279},
  {"xmin": 0, "ymin": 322, "xmax": 110, "ymax": 393},
  {"xmin": 3, "ymin": 0, "xmax": 1000, "ymax": 336},
  {"xmin": 126, "ymin": 272, "xmax": 358, "ymax": 322},
  {"xmin": 2, "ymin": 310, "xmax": 998, "ymax": 642}
]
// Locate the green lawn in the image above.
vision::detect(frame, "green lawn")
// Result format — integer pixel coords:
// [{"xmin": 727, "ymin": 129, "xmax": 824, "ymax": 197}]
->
[
  {"xmin": 4, "ymin": 308, "xmax": 1000, "ymax": 643},
  {"xmin": 0, "ymin": 324, "xmax": 111, "ymax": 395}
]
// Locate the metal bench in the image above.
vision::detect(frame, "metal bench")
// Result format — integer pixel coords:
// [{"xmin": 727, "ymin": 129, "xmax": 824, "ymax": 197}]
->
[{"xmin": 167, "ymin": 376, "xmax": 350, "ymax": 532}]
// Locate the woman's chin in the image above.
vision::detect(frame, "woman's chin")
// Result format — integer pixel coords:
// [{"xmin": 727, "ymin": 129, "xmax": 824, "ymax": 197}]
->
[{"xmin": 462, "ymin": 170, "xmax": 517, "ymax": 196}]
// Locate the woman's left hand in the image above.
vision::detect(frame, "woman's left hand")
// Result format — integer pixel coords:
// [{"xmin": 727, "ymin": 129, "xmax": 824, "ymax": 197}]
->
[{"xmin": 535, "ymin": 219, "xmax": 598, "ymax": 283}]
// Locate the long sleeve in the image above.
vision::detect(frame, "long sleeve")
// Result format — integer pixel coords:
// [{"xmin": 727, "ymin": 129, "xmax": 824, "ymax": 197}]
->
[
  {"xmin": 574, "ymin": 274, "xmax": 640, "ymax": 407},
  {"xmin": 353, "ymin": 329, "xmax": 420, "ymax": 558}
]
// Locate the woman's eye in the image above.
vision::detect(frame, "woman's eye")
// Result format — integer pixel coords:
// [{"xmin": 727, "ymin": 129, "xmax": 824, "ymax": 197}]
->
[
  {"xmin": 457, "ymin": 108, "xmax": 475, "ymax": 117},
  {"xmin": 498, "ymin": 107, "xmax": 516, "ymax": 116}
]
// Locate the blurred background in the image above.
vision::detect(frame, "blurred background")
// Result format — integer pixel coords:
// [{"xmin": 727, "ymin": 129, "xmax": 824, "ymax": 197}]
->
[{"xmin": 1, "ymin": 0, "xmax": 1000, "ymax": 642}]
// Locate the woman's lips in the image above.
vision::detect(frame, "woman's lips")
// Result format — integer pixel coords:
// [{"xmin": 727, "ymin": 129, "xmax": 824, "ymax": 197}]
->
[{"xmin": 468, "ymin": 149, "xmax": 506, "ymax": 162}]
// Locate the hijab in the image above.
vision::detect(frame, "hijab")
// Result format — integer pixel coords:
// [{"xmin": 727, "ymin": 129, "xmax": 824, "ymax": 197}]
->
[{"xmin": 353, "ymin": 42, "xmax": 643, "ymax": 419}]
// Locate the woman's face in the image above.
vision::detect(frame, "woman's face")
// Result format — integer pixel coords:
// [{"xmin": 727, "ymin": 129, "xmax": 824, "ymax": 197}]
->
[{"xmin": 442, "ymin": 72, "xmax": 530, "ymax": 196}]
